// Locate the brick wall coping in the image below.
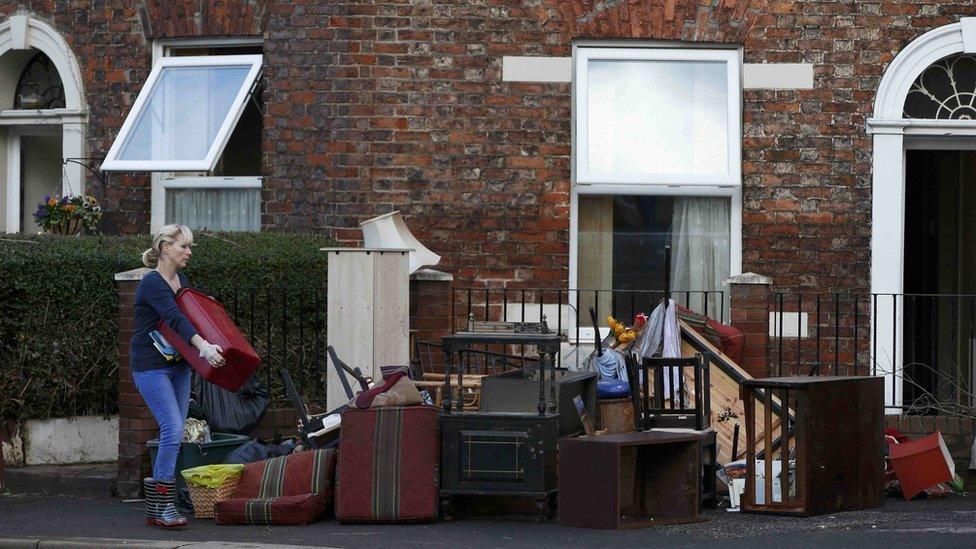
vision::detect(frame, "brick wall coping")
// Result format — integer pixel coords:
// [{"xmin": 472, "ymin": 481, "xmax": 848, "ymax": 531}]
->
[
  {"xmin": 727, "ymin": 272, "xmax": 772, "ymax": 285},
  {"xmin": 320, "ymin": 247, "xmax": 411, "ymax": 253},
  {"xmin": 114, "ymin": 268, "xmax": 151, "ymax": 281},
  {"xmin": 411, "ymin": 268, "xmax": 453, "ymax": 282}
]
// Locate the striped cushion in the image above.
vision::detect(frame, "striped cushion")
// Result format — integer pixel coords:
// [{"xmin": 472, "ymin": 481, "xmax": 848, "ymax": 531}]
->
[
  {"xmin": 336, "ymin": 405, "xmax": 439, "ymax": 523},
  {"xmin": 214, "ymin": 448, "xmax": 336, "ymax": 525},
  {"xmin": 216, "ymin": 494, "xmax": 324, "ymax": 526}
]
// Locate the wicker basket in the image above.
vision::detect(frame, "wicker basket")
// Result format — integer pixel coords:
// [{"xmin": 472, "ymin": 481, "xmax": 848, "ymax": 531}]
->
[{"xmin": 187, "ymin": 475, "xmax": 241, "ymax": 519}]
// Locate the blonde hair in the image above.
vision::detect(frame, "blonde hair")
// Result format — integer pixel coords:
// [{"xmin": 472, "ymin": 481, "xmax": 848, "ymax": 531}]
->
[{"xmin": 142, "ymin": 224, "xmax": 194, "ymax": 267}]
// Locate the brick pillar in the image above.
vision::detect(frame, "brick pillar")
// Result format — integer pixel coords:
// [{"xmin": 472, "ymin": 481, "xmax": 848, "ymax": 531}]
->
[
  {"xmin": 727, "ymin": 273, "xmax": 773, "ymax": 379},
  {"xmin": 115, "ymin": 267, "xmax": 153, "ymax": 499},
  {"xmin": 409, "ymin": 269, "xmax": 454, "ymax": 374}
]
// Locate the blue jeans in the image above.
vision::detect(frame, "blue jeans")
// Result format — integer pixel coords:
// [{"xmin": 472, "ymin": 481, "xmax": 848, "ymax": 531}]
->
[{"xmin": 133, "ymin": 365, "xmax": 191, "ymax": 481}]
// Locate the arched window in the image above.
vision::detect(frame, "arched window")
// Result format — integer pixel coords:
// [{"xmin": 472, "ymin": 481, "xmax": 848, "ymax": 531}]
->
[
  {"xmin": 13, "ymin": 51, "xmax": 65, "ymax": 110},
  {"xmin": 904, "ymin": 53, "xmax": 976, "ymax": 119}
]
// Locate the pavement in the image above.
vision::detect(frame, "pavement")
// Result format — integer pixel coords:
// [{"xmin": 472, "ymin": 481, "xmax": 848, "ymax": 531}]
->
[{"xmin": 2, "ymin": 486, "xmax": 976, "ymax": 549}]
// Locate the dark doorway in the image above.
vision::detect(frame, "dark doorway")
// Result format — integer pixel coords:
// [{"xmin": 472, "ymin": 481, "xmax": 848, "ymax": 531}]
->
[{"xmin": 903, "ymin": 149, "xmax": 976, "ymax": 408}]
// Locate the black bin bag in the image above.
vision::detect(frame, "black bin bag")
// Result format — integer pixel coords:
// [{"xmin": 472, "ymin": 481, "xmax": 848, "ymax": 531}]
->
[{"xmin": 189, "ymin": 373, "xmax": 269, "ymax": 435}]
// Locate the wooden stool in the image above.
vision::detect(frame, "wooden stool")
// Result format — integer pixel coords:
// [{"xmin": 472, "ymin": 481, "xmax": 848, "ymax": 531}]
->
[{"xmin": 597, "ymin": 397, "xmax": 634, "ymax": 434}]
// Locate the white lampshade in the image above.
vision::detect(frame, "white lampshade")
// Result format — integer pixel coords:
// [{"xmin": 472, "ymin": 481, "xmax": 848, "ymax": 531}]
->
[{"xmin": 359, "ymin": 211, "xmax": 441, "ymax": 274}]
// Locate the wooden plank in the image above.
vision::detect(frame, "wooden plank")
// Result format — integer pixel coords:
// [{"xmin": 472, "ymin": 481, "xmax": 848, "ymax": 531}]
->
[
  {"xmin": 764, "ymin": 389, "xmax": 773, "ymax": 506},
  {"xmin": 743, "ymin": 388, "xmax": 755, "ymax": 508},
  {"xmin": 679, "ymin": 321, "xmax": 792, "ymax": 465},
  {"xmin": 372, "ymin": 250, "xmax": 410, "ymax": 370},
  {"xmin": 795, "ymin": 390, "xmax": 807, "ymax": 505},
  {"xmin": 779, "ymin": 388, "xmax": 789, "ymax": 502},
  {"xmin": 326, "ymin": 251, "xmax": 375, "ymax": 410}
]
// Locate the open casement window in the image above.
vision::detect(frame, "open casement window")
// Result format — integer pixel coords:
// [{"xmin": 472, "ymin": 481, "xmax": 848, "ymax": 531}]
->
[
  {"xmin": 102, "ymin": 55, "xmax": 262, "ymax": 172},
  {"xmin": 572, "ymin": 45, "xmax": 742, "ymax": 331}
]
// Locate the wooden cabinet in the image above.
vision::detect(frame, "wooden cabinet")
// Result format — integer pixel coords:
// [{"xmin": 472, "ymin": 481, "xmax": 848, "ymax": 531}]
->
[
  {"xmin": 324, "ymin": 248, "xmax": 409, "ymax": 411},
  {"xmin": 740, "ymin": 376, "xmax": 884, "ymax": 516},
  {"xmin": 558, "ymin": 431, "xmax": 708, "ymax": 529},
  {"xmin": 439, "ymin": 331, "xmax": 561, "ymax": 518}
]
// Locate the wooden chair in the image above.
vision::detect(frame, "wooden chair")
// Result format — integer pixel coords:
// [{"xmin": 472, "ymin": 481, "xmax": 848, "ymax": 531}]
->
[
  {"xmin": 412, "ymin": 341, "xmax": 538, "ymax": 411},
  {"xmin": 625, "ymin": 353, "xmax": 718, "ymax": 507}
]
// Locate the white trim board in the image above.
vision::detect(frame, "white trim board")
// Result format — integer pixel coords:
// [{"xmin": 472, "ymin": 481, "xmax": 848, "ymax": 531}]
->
[
  {"xmin": 502, "ymin": 56, "xmax": 814, "ymax": 89},
  {"xmin": 742, "ymin": 63, "xmax": 813, "ymax": 89}
]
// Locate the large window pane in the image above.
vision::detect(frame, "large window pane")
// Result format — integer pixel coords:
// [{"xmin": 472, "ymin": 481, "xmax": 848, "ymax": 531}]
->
[
  {"xmin": 586, "ymin": 60, "xmax": 728, "ymax": 176},
  {"xmin": 165, "ymin": 187, "xmax": 260, "ymax": 231},
  {"xmin": 578, "ymin": 195, "xmax": 729, "ymax": 321},
  {"xmin": 118, "ymin": 65, "xmax": 251, "ymax": 163}
]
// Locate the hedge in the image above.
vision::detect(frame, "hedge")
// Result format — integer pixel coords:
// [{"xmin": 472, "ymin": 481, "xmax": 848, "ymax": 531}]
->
[{"xmin": 0, "ymin": 232, "xmax": 333, "ymax": 421}]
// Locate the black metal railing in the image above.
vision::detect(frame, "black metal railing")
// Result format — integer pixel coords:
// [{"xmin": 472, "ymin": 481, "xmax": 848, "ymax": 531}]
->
[
  {"xmin": 448, "ymin": 287, "xmax": 725, "ymax": 371},
  {"xmin": 770, "ymin": 292, "xmax": 976, "ymax": 412},
  {"xmin": 215, "ymin": 283, "xmax": 329, "ymax": 409}
]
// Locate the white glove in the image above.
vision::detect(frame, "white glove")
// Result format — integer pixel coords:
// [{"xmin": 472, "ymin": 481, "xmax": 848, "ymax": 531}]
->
[{"xmin": 198, "ymin": 342, "xmax": 225, "ymax": 367}]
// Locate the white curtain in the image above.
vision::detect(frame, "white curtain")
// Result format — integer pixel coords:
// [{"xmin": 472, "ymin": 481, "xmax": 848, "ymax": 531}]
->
[
  {"xmin": 166, "ymin": 188, "xmax": 260, "ymax": 231},
  {"xmin": 669, "ymin": 197, "xmax": 730, "ymax": 320}
]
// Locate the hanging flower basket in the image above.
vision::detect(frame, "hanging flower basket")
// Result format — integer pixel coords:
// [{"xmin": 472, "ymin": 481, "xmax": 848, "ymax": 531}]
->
[
  {"xmin": 34, "ymin": 194, "xmax": 102, "ymax": 235},
  {"xmin": 47, "ymin": 217, "xmax": 83, "ymax": 236}
]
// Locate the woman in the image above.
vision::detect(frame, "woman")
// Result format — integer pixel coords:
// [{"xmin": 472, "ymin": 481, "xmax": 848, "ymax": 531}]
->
[{"xmin": 132, "ymin": 224, "xmax": 225, "ymax": 528}]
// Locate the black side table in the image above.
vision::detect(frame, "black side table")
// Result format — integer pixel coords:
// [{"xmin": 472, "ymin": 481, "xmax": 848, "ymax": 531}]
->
[{"xmin": 439, "ymin": 331, "xmax": 562, "ymax": 520}]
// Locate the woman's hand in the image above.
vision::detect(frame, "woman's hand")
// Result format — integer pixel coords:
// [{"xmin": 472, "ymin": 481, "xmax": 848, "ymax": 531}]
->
[{"xmin": 198, "ymin": 342, "xmax": 225, "ymax": 368}]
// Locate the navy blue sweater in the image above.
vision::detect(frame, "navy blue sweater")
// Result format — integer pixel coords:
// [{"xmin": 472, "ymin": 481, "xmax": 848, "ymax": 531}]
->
[{"xmin": 130, "ymin": 270, "xmax": 199, "ymax": 372}]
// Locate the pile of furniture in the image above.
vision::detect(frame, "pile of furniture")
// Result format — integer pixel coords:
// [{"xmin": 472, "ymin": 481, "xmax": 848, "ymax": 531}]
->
[{"xmin": 184, "ymin": 321, "xmax": 884, "ymax": 530}]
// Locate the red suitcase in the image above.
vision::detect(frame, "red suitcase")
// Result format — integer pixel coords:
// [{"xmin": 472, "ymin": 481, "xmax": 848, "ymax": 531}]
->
[
  {"xmin": 336, "ymin": 405, "xmax": 439, "ymax": 523},
  {"xmin": 157, "ymin": 287, "xmax": 261, "ymax": 392}
]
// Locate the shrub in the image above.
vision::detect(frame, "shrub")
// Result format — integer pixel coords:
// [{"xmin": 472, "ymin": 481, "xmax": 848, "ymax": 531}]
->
[{"xmin": 0, "ymin": 231, "xmax": 333, "ymax": 421}]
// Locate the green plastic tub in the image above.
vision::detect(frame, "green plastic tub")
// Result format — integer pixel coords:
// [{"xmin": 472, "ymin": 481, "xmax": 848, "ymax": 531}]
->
[{"xmin": 147, "ymin": 432, "xmax": 249, "ymax": 493}]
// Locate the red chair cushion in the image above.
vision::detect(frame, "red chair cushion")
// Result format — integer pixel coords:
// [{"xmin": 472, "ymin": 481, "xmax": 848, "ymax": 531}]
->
[
  {"xmin": 336, "ymin": 405, "xmax": 439, "ymax": 523},
  {"xmin": 214, "ymin": 448, "xmax": 336, "ymax": 525},
  {"xmin": 215, "ymin": 493, "xmax": 325, "ymax": 526}
]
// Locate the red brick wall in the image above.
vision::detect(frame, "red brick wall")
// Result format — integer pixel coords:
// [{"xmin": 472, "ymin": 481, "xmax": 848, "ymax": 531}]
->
[
  {"xmin": 115, "ymin": 274, "xmax": 153, "ymax": 499},
  {"xmin": 10, "ymin": 1, "xmax": 976, "ymax": 291},
  {"xmin": 250, "ymin": 407, "xmax": 299, "ymax": 442},
  {"xmin": 409, "ymin": 278, "xmax": 454, "ymax": 373},
  {"xmin": 728, "ymin": 278, "xmax": 772, "ymax": 378},
  {"xmin": 257, "ymin": 0, "xmax": 976, "ymax": 293},
  {"xmin": 262, "ymin": 0, "xmax": 574, "ymax": 288}
]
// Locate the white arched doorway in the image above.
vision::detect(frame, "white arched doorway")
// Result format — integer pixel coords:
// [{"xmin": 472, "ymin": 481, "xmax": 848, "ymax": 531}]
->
[
  {"xmin": 868, "ymin": 18, "xmax": 976, "ymax": 411},
  {"xmin": 0, "ymin": 14, "xmax": 86, "ymax": 233}
]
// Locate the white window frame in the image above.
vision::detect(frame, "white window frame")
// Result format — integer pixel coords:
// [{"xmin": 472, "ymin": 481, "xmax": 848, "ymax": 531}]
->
[
  {"xmin": 574, "ymin": 45, "xmax": 742, "ymax": 187},
  {"xmin": 570, "ymin": 42, "xmax": 743, "ymax": 338},
  {"xmin": 145, "ymin": 38, "xmax": 264, "ymax": 232},
  {"xmin": 101, "ymin": 54, "xmax": 262, "ymax": 172}
]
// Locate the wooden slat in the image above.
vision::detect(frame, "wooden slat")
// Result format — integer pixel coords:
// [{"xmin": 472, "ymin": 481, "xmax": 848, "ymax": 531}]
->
[
  {"xmin": 327, "ymin": 251, "xmax": 375, "ymax": 410},
  {"xmin": 743, "ymin": 389, "xmax": 755, "ymax": 508},
  {"xmin": 779, "ymin": 388, "xmax": 789, "ymax": 502},
  {"xmin": 795, "ymin": 391, "xmax": 807, "ymax": 505},
  {"xmin": 764, "ymin": 389, "xmax": 773, "ymax": 507}
]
